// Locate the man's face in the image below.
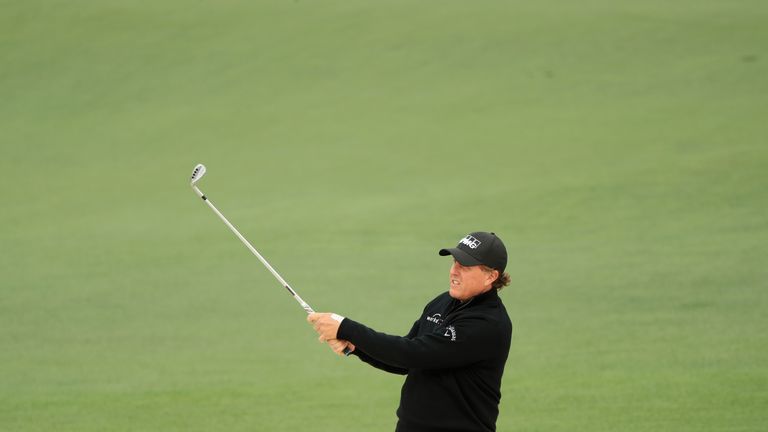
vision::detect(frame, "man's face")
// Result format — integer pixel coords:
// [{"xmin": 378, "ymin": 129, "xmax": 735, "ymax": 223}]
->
[{"xmin": 449, "ymin": 259, "xmax": 497, "ymax": 301}]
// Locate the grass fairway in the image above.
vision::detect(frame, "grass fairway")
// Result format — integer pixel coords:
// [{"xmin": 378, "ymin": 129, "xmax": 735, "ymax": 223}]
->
[{"xmin": 2, "ymin": 1, "xmax": 767, "ymax": 430}]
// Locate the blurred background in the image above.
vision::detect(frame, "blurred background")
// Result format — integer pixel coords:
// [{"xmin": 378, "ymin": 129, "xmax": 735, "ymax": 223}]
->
[{"xmin": 1, "ymin": 1, "xmax": 766, "ymax": 430}]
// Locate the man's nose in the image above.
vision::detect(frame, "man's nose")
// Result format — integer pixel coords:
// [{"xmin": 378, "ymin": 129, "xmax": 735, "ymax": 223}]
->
[{"xmin": 450, "ymin": 261, "xmax": 460, "ymax": 275}]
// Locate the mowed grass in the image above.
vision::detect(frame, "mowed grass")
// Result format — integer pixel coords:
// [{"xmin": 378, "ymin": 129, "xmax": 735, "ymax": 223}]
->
[{"xmin": 1, "ymin": 1, "xmax": 767, "ymax": 430}]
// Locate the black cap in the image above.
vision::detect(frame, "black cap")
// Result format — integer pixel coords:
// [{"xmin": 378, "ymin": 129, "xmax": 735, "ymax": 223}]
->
[{"xmin": 439, "ymin": 232, "xmax": 507, "ymax": 273}]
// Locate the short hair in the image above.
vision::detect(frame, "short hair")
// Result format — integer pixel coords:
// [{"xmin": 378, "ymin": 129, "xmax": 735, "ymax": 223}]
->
[{"xmin": 481, "ymin": 266, "xmax": 511, "ymax": 291}]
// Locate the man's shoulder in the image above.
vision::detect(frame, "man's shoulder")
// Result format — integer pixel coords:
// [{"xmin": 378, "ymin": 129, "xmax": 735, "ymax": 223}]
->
[
  {"xmin": 418, "ymin": 291, "xmax": 453, "ymax": 315},
  {"xmin": 425, "ymin": 291, "xmax": 453, "ymax": 307},
  {"xmin": 463, "ymin": 293, "xmax": 512, "ymax": 329}
]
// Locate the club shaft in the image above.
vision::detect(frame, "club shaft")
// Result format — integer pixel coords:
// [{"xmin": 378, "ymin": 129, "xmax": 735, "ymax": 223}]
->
[{"xmin": 192, "ymin": 185, "xmax": 315, "ymax": 315}]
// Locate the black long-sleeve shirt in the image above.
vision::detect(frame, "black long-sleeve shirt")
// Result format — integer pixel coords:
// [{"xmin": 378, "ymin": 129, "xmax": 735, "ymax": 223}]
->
[{"xmin": 337, "ymin": 288, "xmax": 512, "ymax": 432}]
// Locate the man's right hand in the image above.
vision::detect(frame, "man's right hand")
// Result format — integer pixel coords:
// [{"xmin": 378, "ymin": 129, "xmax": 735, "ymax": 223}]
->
[{"xmin": 328, "ymin": 339, "xmax": 355, "ymax": 356}]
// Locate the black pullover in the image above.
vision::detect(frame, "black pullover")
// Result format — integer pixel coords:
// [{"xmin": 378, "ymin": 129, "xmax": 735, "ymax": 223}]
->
[{"xmin": 337, "ymin": 288, "xmax": 512, "ymax": 432}]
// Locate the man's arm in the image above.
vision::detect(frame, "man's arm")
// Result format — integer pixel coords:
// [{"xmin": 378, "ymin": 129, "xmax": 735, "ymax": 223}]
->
[
  {"xmin": 348, "ymin": 318, "xmax": 420, "ymax": 375},
  {"xmin": 336, "ymin": 315, "xmax": 503, "ymax": 370},
  {"xmin": 310, "ymin": 315, "xmax": 422, "ymax": 374},
  {"xmin": 350, "ymin": 349, "xmax": 408, "ymax": 375},
  {"xmin": 308, "ymin": 311, "xmax": 504, "ymax": 370}
]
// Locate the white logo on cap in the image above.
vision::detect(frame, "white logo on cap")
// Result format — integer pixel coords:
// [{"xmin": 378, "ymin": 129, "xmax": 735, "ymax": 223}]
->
[{"xmin": 459, "ymin": 235, "xmax": 481, "ymax": 249}]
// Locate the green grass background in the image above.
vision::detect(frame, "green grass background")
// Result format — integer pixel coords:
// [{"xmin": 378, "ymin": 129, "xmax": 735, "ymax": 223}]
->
[{"xmin": 2, "ymin": 1, "xmax": 767, "ymax": 430}]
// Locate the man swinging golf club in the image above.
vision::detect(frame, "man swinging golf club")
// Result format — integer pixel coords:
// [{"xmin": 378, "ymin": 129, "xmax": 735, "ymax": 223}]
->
[{"xmin": 309, "ymin": 231, "xmax": 512, "ymax": 432}]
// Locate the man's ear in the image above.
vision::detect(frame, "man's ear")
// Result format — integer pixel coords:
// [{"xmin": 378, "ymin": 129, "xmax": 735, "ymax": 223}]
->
[{"xmin": 487, "ymin": 269, "xmax": 499, "ymax": 285}]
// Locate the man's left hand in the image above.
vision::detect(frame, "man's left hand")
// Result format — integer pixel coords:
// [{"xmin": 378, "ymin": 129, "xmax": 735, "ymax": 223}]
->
[{"xmin": 327, "ymin": 339, "xmax": 355, "ymax": 356}]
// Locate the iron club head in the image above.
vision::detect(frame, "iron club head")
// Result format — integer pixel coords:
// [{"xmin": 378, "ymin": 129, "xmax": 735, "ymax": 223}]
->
[{"xmin": 190, "ymin": 164, "xmax": 207, "ymax": 185}]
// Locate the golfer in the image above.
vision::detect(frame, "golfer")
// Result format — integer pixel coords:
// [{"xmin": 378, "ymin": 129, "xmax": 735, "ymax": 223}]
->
[{"xmin": 309, "ymin": 231, "xmax": 512, "ymax": 432}]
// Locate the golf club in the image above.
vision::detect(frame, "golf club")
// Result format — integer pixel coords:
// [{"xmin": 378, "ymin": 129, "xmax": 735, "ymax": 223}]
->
[{"xmin": 189, "ymin": 164, "xmax": 351, "ymax": 355}]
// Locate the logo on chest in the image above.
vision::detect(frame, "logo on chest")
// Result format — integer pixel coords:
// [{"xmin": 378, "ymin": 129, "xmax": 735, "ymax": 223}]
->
[
  {"xmin": 425, "ymin": 313, "xmax": 444, "ymax": 325},
  {"xmin": 444, "ymin": 325, "xmax": 457, "ymax": 341}
]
